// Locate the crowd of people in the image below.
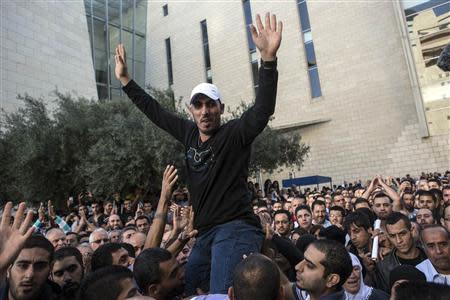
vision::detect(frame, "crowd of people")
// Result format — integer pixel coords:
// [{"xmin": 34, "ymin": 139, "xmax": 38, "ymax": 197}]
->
[
  {"xmin": 1, "ymin": 170, "xmax": 450, "ymax": 300},
  {"xmin": 2, "ymin": 12, "xmax": 450, "ymax": 300}
]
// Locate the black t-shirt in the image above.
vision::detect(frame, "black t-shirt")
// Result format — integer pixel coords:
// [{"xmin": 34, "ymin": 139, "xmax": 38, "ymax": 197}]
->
[
  {"xmin": 123, "ymin": 61, "xmax": 278, "ymax": 235},
  {"xmin": 397, "ymin": 248, "xmax": 427, "ymax": 266}
]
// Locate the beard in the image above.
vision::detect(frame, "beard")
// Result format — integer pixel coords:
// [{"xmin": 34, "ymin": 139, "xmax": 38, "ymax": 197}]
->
[{"xmin": 60, "ymin": 282, "xmax": 80, "ymax": 300}]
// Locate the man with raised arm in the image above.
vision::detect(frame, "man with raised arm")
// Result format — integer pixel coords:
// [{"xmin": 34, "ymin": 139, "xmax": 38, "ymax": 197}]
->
[{"xmin": 115, "ymin": 13, "xmax": 282, "ymax": 295}]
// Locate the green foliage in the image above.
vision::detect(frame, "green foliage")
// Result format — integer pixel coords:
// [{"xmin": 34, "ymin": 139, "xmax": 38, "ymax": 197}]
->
[{"xmin": 0, "ymin": 89, "xmax": 308, "ymax": 205}]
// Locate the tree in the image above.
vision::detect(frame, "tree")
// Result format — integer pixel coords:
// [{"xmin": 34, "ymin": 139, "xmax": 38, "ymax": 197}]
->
[{"xmin": 0, "ymin": 89, "xmax": 308, "ymax": 205}]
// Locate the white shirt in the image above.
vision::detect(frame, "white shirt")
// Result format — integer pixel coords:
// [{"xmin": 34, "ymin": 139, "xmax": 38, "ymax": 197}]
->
[{"xmin": 416, "ymin": 259, "xmax": 450, "ymax": 285}]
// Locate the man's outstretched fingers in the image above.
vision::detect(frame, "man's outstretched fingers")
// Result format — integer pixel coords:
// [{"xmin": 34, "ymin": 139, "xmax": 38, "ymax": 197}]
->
[
  {"xmin": 271, "ymin": 14, "xmax": 277, "ymax": 32},
  {"xmin": 265, "ymin": 12, "xmax": 271, "ymax": 31},
  {"xmin": 256, "ymin": 13, "xmax": 264, "ymax": 33},
  {"xmin": 19, "ymin": 210, "xmax": 34, "ymax": 236},
  {"xmin": 12, "ymin": 202, "xmax": 25, "ymax": 230},
  {"xmin": 1, "ymin": 202, "xmax": 12, "ymax": 229}
]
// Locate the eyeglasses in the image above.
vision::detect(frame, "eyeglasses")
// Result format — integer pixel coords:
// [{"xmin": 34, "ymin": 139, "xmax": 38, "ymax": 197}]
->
[{"xmin": 92, "ymin": 238, "xmax": 109, "ymax": 244}]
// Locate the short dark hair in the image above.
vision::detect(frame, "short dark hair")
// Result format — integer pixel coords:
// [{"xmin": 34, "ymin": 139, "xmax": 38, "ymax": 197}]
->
[
  {"xmin": 233, "ymin": 254, "xmax": 280, "ymax": 300},
  {"xmin": 344, "ymin": 211, "xmax": 372, "ymax": 232},
  {"xmin": 257, "ymin": 200, "xmax": 268, "ymax": 208},
  {"xmin": 295, "ymin": 205, "xmax": 311, "ymax": 216},
  {"xmin": 319, "ymin": 225, "xmax": 346, "ymax": 245},
  {"xmin": 135, "ymin": 215, "xmax": 150, "ymax": 223},
  {"xmin": 373, "ymin": 193, "xmax": 393, "ymax": 203},
  {"xmin": 273, "ymin": 209, "xmax": 291, "ymax": 220},
  {"xmin": 417, "ymin": 190, "xmax": 437, "ymax": 204},
  {"xmin": 311, "ymin": 200, "xmax": 326, "ymax": 211},
  {"xmin": 354, "ymin": 198, "xmax": 369, "ymax": 206},
  {"xmin": 77, "ymin": 265, "xmax": 134, "ymax": 300},
  {"xmin": 395, "ymin": 280, "xmax": 450, "ymax": 300},
  {"xmin": 428, "ymin": 178, "xmax": 441, "ymax": 186},
  {"xmin": 20, "ymin": 234, "xmax": 54, "ymax": 263},
  {"xmin": 121, "ymin": 242, "xmax": 136, "ymax": 258},
  {"xmin": 311, "ymin": 240, "xmax": 352, "ymax": 288},
  {"xmin": 386, "ymin": 212, "xmax": 412, "ymax": 231},
  {"xmin": 53, "ymin": 247, "xmax": 83, "ymax": 270},
  {"xmin": 309, "ymin": 224, "xmax": 323, "ymax": 235},
  {"xmin": 133, "ymin": 248, "xmax": 172, "ymax": 295},
  {"xmin": 329, "ymin": 206, "xmax": 345, "ymax": 216},
  {"xmin": 91, "ymin": 243, "xmax": 124, "ymax": 271},
  {"xmin": 355, "ymin": 207, "xmax": 377, "ymax": 226}
]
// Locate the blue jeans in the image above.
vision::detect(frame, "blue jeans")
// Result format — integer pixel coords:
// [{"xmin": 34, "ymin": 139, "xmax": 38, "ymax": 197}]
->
[{"xmin": 185, "ymin": 219, "xmax": 264, "ymax": 295}]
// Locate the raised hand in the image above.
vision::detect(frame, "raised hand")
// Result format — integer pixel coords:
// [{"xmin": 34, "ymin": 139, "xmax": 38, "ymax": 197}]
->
[
  {"xmin": 160, "ymin": 165, "xmax": 178, "ymax": 202},
  {"xmin": 0, "ymin": 202, "xmax": 34, "ymax": 275},
  {"xmin": 114, "ymin": 44, "xmax": 131, "ymax": 86},
  {"xmin": 250, "ymin": 13, "xmax": 283, "ymax": 61},
  {"xmin": 38, "ymin": 202, "xmax": 46, "ymax": 222},
  {"xmin": 48, "ymin": 200, "xmax": 56, "ymax": 220}
]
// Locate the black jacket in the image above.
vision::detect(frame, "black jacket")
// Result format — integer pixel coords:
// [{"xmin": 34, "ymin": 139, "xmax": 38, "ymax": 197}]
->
[
  {"xmin": 123, "ymin": 61, "xmax": 278, "ymax": 235},
  {"xmin": 374, "ymin": 248, "xmax": 426, "ymax": 292}
]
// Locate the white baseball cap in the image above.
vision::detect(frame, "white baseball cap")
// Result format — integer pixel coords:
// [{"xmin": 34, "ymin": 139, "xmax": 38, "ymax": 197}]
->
[{"xmin": 190, "ymin": 83, "xmax": 222, "ymax": 104}]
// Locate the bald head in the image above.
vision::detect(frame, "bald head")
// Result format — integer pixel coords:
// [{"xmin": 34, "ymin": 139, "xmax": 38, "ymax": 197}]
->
[{"xmin": 229, "ymin": 254, "xmax": 281, "ymax": 300}]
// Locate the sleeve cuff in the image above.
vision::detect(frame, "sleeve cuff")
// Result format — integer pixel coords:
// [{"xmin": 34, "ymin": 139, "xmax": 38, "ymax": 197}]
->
[{"xmin": 261, "ymin": 58, "xmax": 277, "ymax": 69}]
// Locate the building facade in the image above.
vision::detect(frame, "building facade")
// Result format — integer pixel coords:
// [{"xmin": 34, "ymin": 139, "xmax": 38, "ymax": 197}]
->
[
  {"xmin": 1, "ymin": 1, "xmax": 97, "ymax": 114},
  {"xmin": 145, "ymin": 0, "xmax": 449, "ymax": 184},
  {"xmin": 1, "ymin": 0, "xmax": 449, "ymax": 184},
  {"xmin": 1, "ymin": 0, "xmax": 147, "ymax": 115}
]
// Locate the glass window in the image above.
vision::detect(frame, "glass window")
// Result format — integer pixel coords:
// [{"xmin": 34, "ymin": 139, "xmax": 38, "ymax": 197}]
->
[
  {"xmin": 84, "ymin": 0, "xmax": 92, "ymax": 15},
  {"xmin": 206, "ymin": 68, "xmax": 213, "ymax": 83},
  {"xmin": 201, "ymin": 20, "xmax": 208, "ymax": 44},
  {"xmin": 433, "ymin": 2, "xmax": 449, "ymax": 16},
  {"xmin": 251, "ymin": 60, "xmax": 259, "ymax": 89},
  {"xmin": 400, "ymin": 0, "xmax": 450, "ymax": 135},
  {"xmin": 305, "ymin": 41, "xmax": 316, "ymax": 67},
  {"xmin": 110, "ymin": 54, "xmax": 120, "ymax": 87},
  {"xmin": 250, "ymin": 50, "xmax": 258, "ymax": 62},
  {"xmin": 108, "ymin": 0, "xmax": 121, "ymax": 26},
  {"xmin": 126, "ymin": 57, "xmax": 133, "ymax": 77},
  {"xmin": 122, "ymin": 0, "xmax": 134, "ymax": 29},
  {"xmin": 308, "ymin": 67, "xmax": 322, "ymax": 98},
  {"xmin": 242, "ymin": 0, "xmax": 252, "ymax": 25},
  {"xmin": 203, "ymin": 45, "xmax": 211, "ymax": 69},
  {"xmin": 97, "ymin": 84, "xmax": 108, "ymax": 100},
  {"xmin": 95, "ymin": 49, "xmax": 108, "ymax": 84},
  {"xmin": 135, "ymin": 0, "xmax": 147, "ymax": 34},
  {"xmin": 242, "ymin": 0, "xmax": 255, "ymax": 51},
  {"xmin": 135, "ymin": 35, "xmax": 146, "ymax": 62},
  {"xmin": 297, "ymin": 0, "xmax": 311, "ymax": 32},
  {"xmin": 163, "ymin": 4, "xmax": 168, "ymax": 16},
  {"xmin": 303, "ymin": 30, "xmax": 312, "ymax": 43},
  {"xmin": 110, "ymin": 87, "xmax": 122, "ymax": 100},
  {"xmin": 122, "ymin": 29, "xmax": 133, "ymax": 57},
  {"xmin": 403, "ymin": 0, "xmax": 447, "ymax": 16},
  {"xmin": 135, "ymin": 61, "xmax": 145, "ymax": 87},
  {"xmin": 92, "ymin": 0, "xmax": 105, "ymax": 19},
  {"xmin": 93, "ymin": 19, "xmax": 107, "ymax": 51},
  {"xmin": 246, "ymin": 26, "xmax": 256, "ymax": 50},
  {"xmin": 165, "ymin": 38, "xmax": 173, "ymax": 85},
  {"xmin": 109, "ymin": 25, "xmax": 120, "ymax": 56}
]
